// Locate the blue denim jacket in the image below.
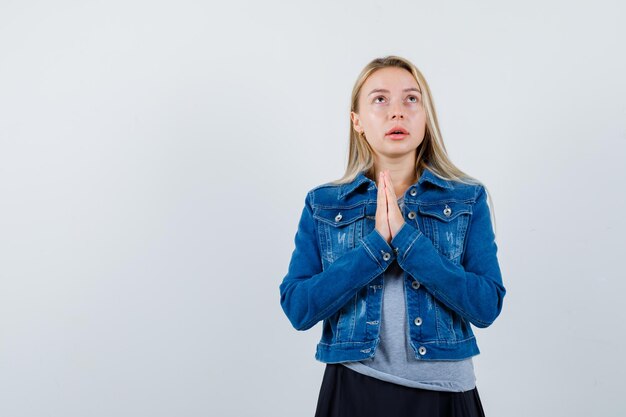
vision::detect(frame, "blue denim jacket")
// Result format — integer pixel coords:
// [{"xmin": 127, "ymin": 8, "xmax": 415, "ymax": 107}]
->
[{"xmin": 279, "ymin": 167, "xmax": 506, "ymax": 363}]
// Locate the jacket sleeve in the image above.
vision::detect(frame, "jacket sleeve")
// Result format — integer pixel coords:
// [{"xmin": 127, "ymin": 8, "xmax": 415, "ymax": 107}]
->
[
  {"xmin": 279, "ymin": 191, "xmax": 397, "ymax": 331},
  {"xmin": 390, "ymin": 184, "xmax": 506, "ymax": 328}
]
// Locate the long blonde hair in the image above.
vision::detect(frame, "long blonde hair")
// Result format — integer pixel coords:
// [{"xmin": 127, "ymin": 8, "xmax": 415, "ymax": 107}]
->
[{"xmin": 331, "ymin": 55, "xmax": 497, "ymax": 237}]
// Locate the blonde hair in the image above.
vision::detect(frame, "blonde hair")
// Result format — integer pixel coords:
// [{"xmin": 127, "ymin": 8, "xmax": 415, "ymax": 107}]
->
[{"xmin": 331, "ymin": 55, "xmax": 497, "ymax": 237}]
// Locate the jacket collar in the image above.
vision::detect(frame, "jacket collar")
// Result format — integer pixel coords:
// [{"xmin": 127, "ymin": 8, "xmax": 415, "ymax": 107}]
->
[{"xmin": 339, "ymin": 166, "xmax": 453, "ymax": 199}]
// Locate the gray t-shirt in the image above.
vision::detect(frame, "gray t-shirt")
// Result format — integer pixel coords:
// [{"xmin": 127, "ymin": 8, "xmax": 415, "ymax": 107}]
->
[{"xmin": 341, "ymin": 199, "xmax": 477, "ymax": 392}]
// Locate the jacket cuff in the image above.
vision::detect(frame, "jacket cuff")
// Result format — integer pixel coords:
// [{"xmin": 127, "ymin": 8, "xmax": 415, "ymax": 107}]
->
[
  {"xmin": 390, "ymin": 221, "xmax": 423, "ymax": 260},
  {"xmin": 360, "ymin": 228, "xmax": 396, "ymax": 269}
]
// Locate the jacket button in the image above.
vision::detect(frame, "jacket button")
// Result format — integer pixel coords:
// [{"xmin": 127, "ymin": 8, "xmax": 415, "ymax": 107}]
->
[
  {"xmin": 443, "ymin": 205, "xmax": 452, "ymax": 217},
  {"xmin": 408, "ymin": 211, "xmax": 416, "ymax": 219},
  {"xmin": 418, "ymin": 346, "xmax": 427, "ymax": 355},
  {"xmin": 412, "ymin": 280, "xmax": 420, "ymax": 290},
  {"xmin": 410, "ymin": 188, "xmax": 417, "ymax": 196},
  {"xmin": 335, "ymin": 213, "xmax": 343, "ymax": 222},
  {"xmin": 414, "ymin": 317, "xmax": 423, "ymax": 326},
  {"xmin": 382, "ymin": 252, "xmax": 391, "ymax": 261}
]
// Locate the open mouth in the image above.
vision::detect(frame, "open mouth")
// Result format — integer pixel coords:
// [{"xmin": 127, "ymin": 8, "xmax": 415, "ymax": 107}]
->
[{"xmin": 386, "ymin": 126, "xmax": 409, "ymax": 136}]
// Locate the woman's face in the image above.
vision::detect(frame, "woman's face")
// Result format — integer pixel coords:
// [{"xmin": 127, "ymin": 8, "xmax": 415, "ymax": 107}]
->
[{"xmin": 351, "ymin": 67, "xmax": 426, "ymax": 160}]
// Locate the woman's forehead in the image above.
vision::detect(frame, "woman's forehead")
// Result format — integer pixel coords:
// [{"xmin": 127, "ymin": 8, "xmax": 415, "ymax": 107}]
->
[{"xmin": 363, "ymin": 68, "xmax": 421, "ymax": 93}]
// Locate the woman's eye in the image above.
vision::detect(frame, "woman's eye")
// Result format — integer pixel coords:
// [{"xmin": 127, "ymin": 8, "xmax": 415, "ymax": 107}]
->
[
  {"xmin": 373, "ymin": 96, "xmax": 386, "ymax": 103},
  {"xmin": 408, "ymin": 96, "xmax": 419, "ymax": 103}
]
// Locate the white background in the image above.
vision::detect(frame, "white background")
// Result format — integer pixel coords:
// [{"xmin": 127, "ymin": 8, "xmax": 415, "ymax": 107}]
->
[{"xmin": 1, "ymin": 1, "xmax": 625, "ymax": 416}]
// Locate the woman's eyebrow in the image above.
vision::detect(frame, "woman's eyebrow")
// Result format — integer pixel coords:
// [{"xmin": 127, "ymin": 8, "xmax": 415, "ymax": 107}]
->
[{"xmin": 367, "ymin": 88, "xmax": 422, "ymax": 96}]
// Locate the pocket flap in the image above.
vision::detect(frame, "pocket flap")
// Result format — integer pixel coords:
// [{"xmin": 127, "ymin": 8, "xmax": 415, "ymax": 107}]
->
[
  {"xmin": 418, "ymin": 201, "xmax": 472, "ymax": 222},
  {"xmin": 314, "ymin": 205, "xmax": 366, "ymax": 227}
]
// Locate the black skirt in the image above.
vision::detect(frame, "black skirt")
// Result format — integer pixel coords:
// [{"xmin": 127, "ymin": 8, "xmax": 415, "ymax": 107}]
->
[{"xmin": 314, "ymin": 363, "xmax": 486, "ymax": 417}]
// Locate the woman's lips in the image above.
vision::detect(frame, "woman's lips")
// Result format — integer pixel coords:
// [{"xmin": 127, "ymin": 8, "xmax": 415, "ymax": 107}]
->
[{"xmin": 387, "ymin": 133, "xmax": 409, "ymax": 140}]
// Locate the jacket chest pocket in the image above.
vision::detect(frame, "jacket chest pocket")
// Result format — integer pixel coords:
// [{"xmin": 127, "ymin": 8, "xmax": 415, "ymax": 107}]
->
[
  {"xmin": 417, "ymin": 201, "xmax": 472, "ymax": 265},
  {"xmin": 313, "ymin": 205, "xmax": 366, "ymax": 266}
]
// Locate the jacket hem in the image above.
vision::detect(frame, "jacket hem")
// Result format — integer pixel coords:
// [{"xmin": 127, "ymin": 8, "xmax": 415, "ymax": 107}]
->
[{"xmin": 315, "ymin": 337, "xmax": 480, "ymax": 363}]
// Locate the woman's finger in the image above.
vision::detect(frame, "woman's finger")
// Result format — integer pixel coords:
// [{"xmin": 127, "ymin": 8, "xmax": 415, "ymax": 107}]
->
[
  {"xmin": 377, "ymin": 171, "xmax": 386, "ymax": 208},
  {"xmin": 383, "ymin": 170, "xmax": 405, "ymax": 237},
  {"xmin": 384, "ymin": 170, "xmax": 398, "ymax": 201},
  {"xmin": 375, "ymin": 171, "xmax": 389, "ymax": 240}
]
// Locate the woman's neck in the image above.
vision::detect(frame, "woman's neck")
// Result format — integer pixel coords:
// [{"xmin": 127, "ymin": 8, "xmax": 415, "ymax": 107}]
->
[{"xmin": 365, "ymin": 166, "xmax": 417, "ymax": 198}]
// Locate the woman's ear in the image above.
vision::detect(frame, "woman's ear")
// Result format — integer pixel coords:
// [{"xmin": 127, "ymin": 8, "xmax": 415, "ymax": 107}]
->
[{"xmin": 350, "ymin": 111, "xmax": 362, "ymax": 134}]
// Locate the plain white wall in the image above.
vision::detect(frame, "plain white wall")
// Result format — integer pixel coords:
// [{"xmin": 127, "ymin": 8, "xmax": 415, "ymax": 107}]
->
[{"xmin": 1, "ymin": 1, "xmax": 625, "ymax": 416}]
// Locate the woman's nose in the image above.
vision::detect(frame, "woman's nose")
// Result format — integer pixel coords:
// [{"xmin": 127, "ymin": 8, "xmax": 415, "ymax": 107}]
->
[{"xmin": 389, "ymin": 102, "xmax": 404, "ymax": 119}]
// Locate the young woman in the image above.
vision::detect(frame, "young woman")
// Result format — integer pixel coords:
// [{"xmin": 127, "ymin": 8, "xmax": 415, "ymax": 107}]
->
[{"xmin": 279, "ymin": 55, "xmax": 506, "ymax": 417}]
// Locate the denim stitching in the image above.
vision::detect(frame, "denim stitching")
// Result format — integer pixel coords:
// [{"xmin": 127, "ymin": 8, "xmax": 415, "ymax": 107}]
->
[{"xmin": 402, "ymin": 228, "xmax": 422, "ymax": 262}]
